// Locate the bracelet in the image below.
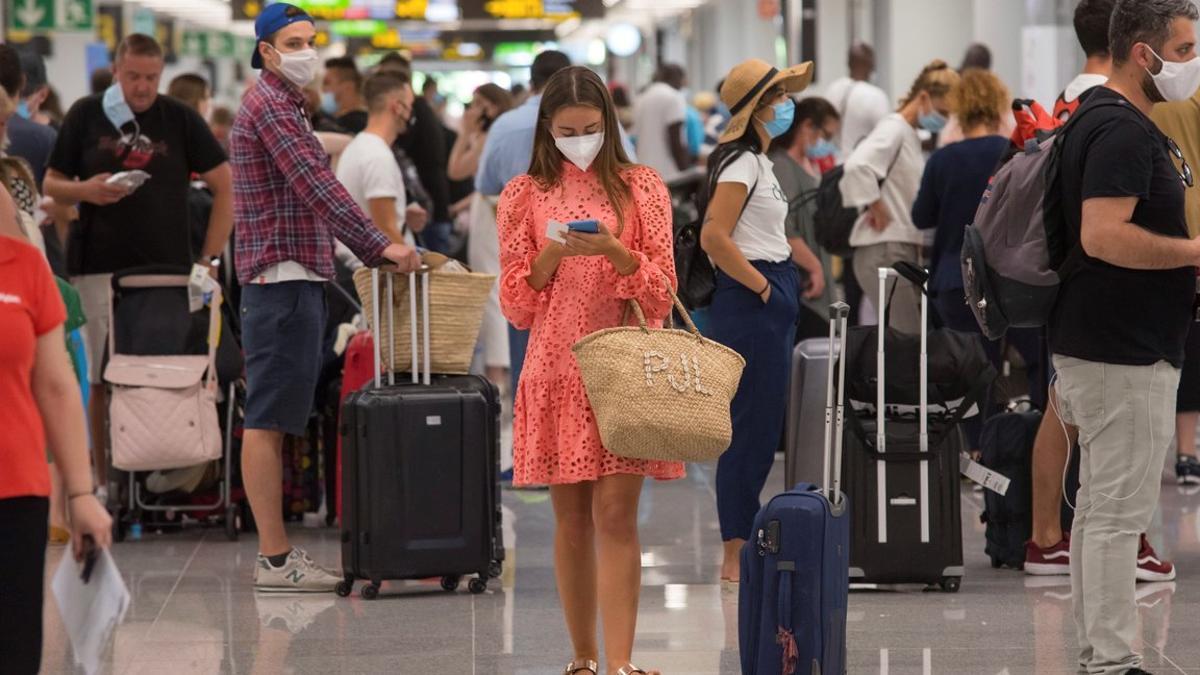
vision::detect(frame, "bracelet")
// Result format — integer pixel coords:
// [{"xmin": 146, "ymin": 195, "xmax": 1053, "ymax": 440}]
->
[
  {"xmin": 758, "ymin": 281, "xmax": 771, "ymax": 297},
  {"xmin": 616, "ymin": 258, "xmax": 640, "ymax": 276}
]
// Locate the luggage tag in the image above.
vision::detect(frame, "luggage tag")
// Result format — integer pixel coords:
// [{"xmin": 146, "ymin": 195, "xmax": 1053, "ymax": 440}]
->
[
  {"xmin": 188, "ymin": 264, "xmax": 217, "ymax": 313},
  {"xmin": 545, "ymin": 219, "xmax": 569, "ymax": 244},
  {"xmin": 959, "ymin": 453, "xmax": 1011, "ymax": 496}
]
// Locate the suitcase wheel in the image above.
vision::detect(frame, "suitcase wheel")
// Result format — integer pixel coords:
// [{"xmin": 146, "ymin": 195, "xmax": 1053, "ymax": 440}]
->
[
  {"xmin": 360, "ymin": 583, "xmax": 380, "ymax": 600},
  {"xmin": 441, "ymin": 576, "xmax": 461, "ymax": 592},
  {"xmin": 939, "ymin": 577, "xmax": 961, "ymax": 593},
  {"xmin": 468, "ymin": 578, "xmax": 487, "ymax": 595},
  {"xmin": 335, "ymin": 579, "xmax": 354, "ymax": 597},
  {"xmin": 488, "ymin": 561, "xmax": 502, "ymax": 579}
]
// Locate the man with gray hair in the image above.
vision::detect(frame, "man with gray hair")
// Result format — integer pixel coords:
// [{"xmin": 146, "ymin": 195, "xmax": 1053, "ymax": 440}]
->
[{"xmin": 1050, "ymin": 0, "xmax": 1200, "ymax": 673}]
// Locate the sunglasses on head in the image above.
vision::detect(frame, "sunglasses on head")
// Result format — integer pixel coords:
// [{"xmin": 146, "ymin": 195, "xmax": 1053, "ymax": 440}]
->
[{"xmin": 1167, "ymin": 136, "xmax": 1194, "ymax": 189}]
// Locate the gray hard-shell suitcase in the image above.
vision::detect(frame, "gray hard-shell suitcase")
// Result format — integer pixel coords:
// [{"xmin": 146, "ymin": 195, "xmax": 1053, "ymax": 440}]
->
[
  {"xmin": 783, "ymin": 337, "xmax": 839, "ymax": 490},
  {"xmin": 338, "ymin": 269, "xmax": 503, "ymax": 600}
]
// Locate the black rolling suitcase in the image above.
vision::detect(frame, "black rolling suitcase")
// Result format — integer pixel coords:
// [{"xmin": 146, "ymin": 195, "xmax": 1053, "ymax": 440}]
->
[
  {"xmin": 843, "ymin": 265, "xmax": 965, "ymax": 592},
  {"xmin": 338, "ymin": 268, "xmax": 503, "ymax": 600}
]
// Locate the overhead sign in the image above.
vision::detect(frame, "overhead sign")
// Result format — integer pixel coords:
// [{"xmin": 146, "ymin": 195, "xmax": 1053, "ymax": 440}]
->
[
  {"xmin": 9, "ymin": 0, "xmax": 55, "ymax": 30},
  {"xmin": 181, "ymin": 31, "xmax": 210, "ymax": 58},
  {"xmin": 232, "ymin": 0, "xmax": 266, "ymax": 21},
  {"xmin": 459, "ymin": 0, "xmax": 604, "ymax": 20},
  {"xmin": 96, "ymin": 3, "xmax": 123, "ymax": 53},
  {"xmin": 62, "ymin": 0, "xmax": 92, "ymax": 30},
  {"xmin": 237, "ymin": 0, "xmax": 446, "ymax": 21},
  {"xmin": 155, "ymin": 17, "xmax": 177, "ymax": 63}
]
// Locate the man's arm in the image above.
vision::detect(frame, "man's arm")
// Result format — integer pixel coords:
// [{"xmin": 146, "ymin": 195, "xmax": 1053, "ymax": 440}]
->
[
  {"xmin": 43, "ymin": 168, "xmax": 127, "ymax": 206},
  {"xmin": 198, "ymin": 162, "xmax": 233, "ymax": 261},
  {"xmin": 367, "ymin": 196, "xmax": 405, "ymax": 244},
  {"xmin": 667, "ymin": 121, "xmax": 691, "ymax": 172},
  {"xmin": 257, "ymin": 105, "xmax": 391, "ymax": 265},
  {"xmin": 1080, "ymin": 196, "xmax": 1200, "ymax": 269}
]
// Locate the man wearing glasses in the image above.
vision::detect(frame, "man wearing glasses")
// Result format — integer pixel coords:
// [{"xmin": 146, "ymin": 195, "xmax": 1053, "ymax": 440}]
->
[{"xmin": 1049, "ymin": 1, "xmax": 1199, "ymax": 674}]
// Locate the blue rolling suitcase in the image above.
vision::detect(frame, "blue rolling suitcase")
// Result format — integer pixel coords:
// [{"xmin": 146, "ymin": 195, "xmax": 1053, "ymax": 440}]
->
[{"xmin": 740, "ymin": 303, "xmax": 851, "ymax": 675}]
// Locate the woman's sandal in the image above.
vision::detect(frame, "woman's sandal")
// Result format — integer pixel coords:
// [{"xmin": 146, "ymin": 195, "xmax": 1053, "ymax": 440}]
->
[
  {"xmin": 564, "ymin": 660, "xmax": 598, "ymax": 674},
  {"xmin": 616, "ymin": 665, "xmax": 659, "ymax": 675}
]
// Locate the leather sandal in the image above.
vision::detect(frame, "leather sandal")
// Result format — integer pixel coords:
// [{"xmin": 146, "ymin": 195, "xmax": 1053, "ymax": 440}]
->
[
  {"xmin": 564, "ymin": 660, "xmax": 599, "ymax": 674},
  {"xmin": 616, "ymin": 665, "xmax": 657, "ymax": 675}
]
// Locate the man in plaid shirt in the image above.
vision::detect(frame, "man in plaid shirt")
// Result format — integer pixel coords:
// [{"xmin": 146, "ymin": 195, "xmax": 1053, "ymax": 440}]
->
[{"xmin": 232, "ymin": 2, "xmax": 420, "ymax": 592}]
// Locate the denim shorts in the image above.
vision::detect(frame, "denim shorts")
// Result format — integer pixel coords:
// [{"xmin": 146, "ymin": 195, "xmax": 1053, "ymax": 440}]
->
[{"xmin": 241, "ymin": 281, "xmax": 327, "ymax": 436}]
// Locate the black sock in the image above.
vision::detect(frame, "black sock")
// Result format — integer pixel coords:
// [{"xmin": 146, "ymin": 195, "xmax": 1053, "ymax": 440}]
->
[{"xmin": 266, "ymin": 550, "xmax": 292, "ymax": 567}]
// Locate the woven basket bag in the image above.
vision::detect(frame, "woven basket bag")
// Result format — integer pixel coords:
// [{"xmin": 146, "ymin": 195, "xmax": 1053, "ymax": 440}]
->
[
  {"xmin": 353, "ymin": 264, "xmax": 496, "ymax": 375},
  {"xmin": 572, "ymin": 291, "xmax": 746, "ymax": 463}
]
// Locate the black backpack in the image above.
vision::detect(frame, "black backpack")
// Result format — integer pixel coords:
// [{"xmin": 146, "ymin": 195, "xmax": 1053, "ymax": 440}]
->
[
  {"xmin": 673, "ymin": 166, "xmax": 758, "ymax": 310},
  {"xmin": 812, "ymin": 165, "xmax": 859, "ymax": 258},
  {"xmin": 813, "ymin": 141, "xmax": 905, "ymax": 258},
  {"xmin": 979, "ymin": 403, "xmax": 1041, "ymax": 570}
]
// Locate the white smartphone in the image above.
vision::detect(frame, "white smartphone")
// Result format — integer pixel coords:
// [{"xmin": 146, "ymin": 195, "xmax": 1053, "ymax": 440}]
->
[{"xmin": 106, "ymin": 170, "xmax": 151, "ymax": 192}]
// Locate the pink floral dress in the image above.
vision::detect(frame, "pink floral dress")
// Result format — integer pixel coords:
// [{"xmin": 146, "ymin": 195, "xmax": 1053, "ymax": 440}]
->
[{"xmin": 497, "ymin": 163, "xmax": 686, "ymax": 486}]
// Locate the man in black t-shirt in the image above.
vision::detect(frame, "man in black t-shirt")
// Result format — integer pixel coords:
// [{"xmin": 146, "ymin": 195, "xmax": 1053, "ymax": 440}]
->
[
  {"xmin": 1049, "ymin": 2, "xmax": 1200, "ymax": 673},
  {"xmin": 43, "ymin": 34, "xmax": 232, "ymax": 485},
  {"xmin": 321, "ymin": 56, "xmax": 368, "ymax": 134}
]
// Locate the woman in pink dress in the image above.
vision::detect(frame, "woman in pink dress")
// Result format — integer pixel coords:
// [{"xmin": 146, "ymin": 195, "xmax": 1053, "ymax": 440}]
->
[{"xmin": 496, "ymin": 66, "xmax": 680, "ymax": 675}]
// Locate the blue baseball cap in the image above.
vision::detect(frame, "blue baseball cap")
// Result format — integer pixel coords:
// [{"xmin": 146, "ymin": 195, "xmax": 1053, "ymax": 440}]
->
[{"xmin": 251, "ymin": 2, "xmax": 314, "ymax": 70}]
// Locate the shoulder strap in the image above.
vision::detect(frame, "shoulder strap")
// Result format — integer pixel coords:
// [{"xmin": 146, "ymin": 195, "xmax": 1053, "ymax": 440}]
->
[
  {"xmin": 838, "ymin": 80, "xmax": 858, "ymax": 116},
  {"xmin": 878, "ymin": 135, "xmax": 907, "ymax": 187}
]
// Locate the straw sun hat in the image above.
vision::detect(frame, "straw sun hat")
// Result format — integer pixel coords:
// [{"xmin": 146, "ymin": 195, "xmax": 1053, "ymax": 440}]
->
[{"xmin": 718, "ymin": 58, "xmax": 814, "ymax": 144}]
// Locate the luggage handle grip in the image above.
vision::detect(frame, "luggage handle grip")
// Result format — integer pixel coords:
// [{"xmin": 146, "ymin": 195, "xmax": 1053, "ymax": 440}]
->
[
  {"xmin": 371, "ymin": 265, "xmax": 432, "ymax": 389},
  {"xmin": 823, "ymin": 301, "xmax": 850, "ymax": 505}
]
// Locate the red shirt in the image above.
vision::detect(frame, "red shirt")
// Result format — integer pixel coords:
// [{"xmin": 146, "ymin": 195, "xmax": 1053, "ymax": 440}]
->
[
  {"xmin": 0, "ymin": 236, "xmax": 65, "ymax": 499},
  {"xmin": 230, "ymin": 70, "xmax": 391, "ymax": 283}
]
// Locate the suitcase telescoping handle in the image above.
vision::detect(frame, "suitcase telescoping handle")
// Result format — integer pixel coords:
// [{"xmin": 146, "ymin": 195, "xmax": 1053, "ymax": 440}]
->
[
  {"xmin": 370, "ymin": 266, "xmax": 432, "ymax": 389},
  {"xmin": 822, "ymin": 301, "xmax": 851, "ymax": 505},
  {"xmin": 876, "ymin": 265, "xmax": 931, "ymax": 544}
]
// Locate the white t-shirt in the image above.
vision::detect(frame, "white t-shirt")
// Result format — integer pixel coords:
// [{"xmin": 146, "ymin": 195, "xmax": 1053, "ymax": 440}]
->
[
  {"xmin": 716, "ymin": 152, "xmax": 792, "ymax": 263},
  {"xmin": 335, "ymin": 131, "xmax": 414, "ymax": 248},
  {"xmin": 824, "ymin": 77, "xmax": 891, "ymax": 152},
  {"xmin": 634, "ymin": 82, "xmax": 688, "ymax": 182}
]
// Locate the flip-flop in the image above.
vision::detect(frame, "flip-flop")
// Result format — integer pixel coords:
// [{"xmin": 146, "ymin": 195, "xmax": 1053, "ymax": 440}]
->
[{"xmin": 564, "ymin": 659, "xmax": 598, "ymax": 674}]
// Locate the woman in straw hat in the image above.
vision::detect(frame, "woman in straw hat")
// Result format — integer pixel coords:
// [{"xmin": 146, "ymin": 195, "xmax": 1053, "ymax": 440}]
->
[
  {"xmin": 496, "ymin": 65, "xmax": 679, "ymax": 675},
  {"xmin": 841, "ymin": 59, "xmax": 960, "ymax": 335},
  {"xmin": 698, "ymin": 58, "xmax": 817, "ymax": 582}
]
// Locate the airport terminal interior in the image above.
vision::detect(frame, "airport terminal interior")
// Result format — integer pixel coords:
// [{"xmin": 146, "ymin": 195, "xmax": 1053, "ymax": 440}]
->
[{"xmin": 6, "ymin": 0, "xmax": 1200, "ymax": 673}]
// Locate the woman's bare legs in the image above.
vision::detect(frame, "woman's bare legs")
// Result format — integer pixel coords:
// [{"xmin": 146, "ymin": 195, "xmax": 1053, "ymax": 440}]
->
[
  {"xmin": 593, "ymin": 474, "xmax": 658, "ymax": 675},
  {"xmin": 550, "ymin": 482, "xmax": 600, "ymax": 666}
]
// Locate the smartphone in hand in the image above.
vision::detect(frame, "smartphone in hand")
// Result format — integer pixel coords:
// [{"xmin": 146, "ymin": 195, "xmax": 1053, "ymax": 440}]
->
[{"xmin": 566, "ymin": 219, "xmax": 600, "ymax": 234}]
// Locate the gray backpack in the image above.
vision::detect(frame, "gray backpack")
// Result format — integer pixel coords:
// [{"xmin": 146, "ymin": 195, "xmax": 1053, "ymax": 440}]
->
[{"xmin": 960, "ymin": 99, "xmax": 1123, "ymax": 340}]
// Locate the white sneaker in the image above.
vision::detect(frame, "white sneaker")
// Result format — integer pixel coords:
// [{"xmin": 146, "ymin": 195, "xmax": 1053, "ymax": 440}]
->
[{"xmin": 254, "ymin": 548, "xmax": 342, "ymax": 593}]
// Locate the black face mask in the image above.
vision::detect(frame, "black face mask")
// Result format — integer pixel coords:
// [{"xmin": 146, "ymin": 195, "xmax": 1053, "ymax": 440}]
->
[{"xmin": 480, "ymin": 114, "xmax": 495, "ymax": 132}]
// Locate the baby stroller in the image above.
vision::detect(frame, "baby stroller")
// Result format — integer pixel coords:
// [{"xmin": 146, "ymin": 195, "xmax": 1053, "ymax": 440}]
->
[{"xmin": 103, "ymin": 266, "xmax": 245, "ymax": 541}]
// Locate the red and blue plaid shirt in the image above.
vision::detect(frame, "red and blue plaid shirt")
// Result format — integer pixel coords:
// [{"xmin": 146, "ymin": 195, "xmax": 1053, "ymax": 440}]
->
[{"xmin": 231, "ymin": 70, "xmax": 389, "ymax": 283}]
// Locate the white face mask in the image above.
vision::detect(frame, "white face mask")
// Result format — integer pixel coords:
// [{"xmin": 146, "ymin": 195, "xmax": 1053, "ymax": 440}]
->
[
  {"xmin": 268, "ymin": 43, "xmax": 320, "ymax": 88},
  {"xmin": 555, "ymin": 132, "xmax": 604, "ymax": 171},
  {"xmin": 1146, "ymin": 46, "xmax": 1200, "ymax": 102}
]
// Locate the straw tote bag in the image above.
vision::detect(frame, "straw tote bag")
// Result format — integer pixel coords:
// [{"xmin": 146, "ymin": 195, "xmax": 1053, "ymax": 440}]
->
[{"xmin": 572, "ymin": 288, "xmax": 746, "ymax": 463}]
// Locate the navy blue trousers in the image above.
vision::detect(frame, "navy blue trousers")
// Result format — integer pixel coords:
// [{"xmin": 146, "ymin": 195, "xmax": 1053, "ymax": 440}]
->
[{"xmin": 710, "ymin": 261, "xmax": 800, "ymax": 541}]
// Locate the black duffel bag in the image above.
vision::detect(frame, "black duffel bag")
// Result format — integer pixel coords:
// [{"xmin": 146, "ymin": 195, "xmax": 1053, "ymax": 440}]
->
[{"xmin": 843, "ymin": 262, "xmax": 997, "ymax": 408}]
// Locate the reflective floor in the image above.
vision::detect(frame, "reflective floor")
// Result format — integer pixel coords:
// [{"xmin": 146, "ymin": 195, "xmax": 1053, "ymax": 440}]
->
[{"xmin": 40, "ymin": 458, "xmax": 1200, "ymax": 674}]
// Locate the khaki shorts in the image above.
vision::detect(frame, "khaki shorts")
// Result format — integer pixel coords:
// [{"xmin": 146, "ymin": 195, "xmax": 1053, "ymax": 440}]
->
[{"xmin": 72, "ymin": 273, "xmax": 112, "ymax": 384}]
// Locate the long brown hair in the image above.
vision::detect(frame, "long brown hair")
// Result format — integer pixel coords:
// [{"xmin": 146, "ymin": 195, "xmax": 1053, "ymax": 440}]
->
[{"xmin": 528, "ymin": 66, "xmax": 634, "ymax": 233}]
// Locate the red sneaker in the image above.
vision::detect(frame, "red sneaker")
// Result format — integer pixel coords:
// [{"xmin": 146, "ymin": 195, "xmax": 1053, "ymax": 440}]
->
[
  {"xmin": 1024, "ymin": 536, "xmax": 1071, "ymax": 575},
  {"xmin": 1136, "ymin": 535, "xmax": 1176, "ymax": 582}
]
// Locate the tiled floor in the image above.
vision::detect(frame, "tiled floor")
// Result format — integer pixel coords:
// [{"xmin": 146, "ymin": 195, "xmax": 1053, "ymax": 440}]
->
[{"xmin": 40, "ymin": 460, "xmax": 1200, "ymax": 674}]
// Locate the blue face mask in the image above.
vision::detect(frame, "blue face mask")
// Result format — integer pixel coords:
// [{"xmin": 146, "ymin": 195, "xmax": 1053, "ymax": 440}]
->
[
  {"xmin": 102, "ymin": 84, "xmax": 136, "ymax": 132},
  {"xmin": 806, "ymin": 138, "xmax": 837, "ymax": 160},
  {"xmin": 760, "ymin": 99, "xmax": 795, "ymax": 139},
  {"xmin": 321, "ymin": 91, "xmax": 337, "ymax": 115},
  {"xmin": 918, "ymin": 109, "xmax": 948, "ymax": 134},
  {"xmin": 16, "ymin": 101, "xmax": 30, "ymax": 119}
]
